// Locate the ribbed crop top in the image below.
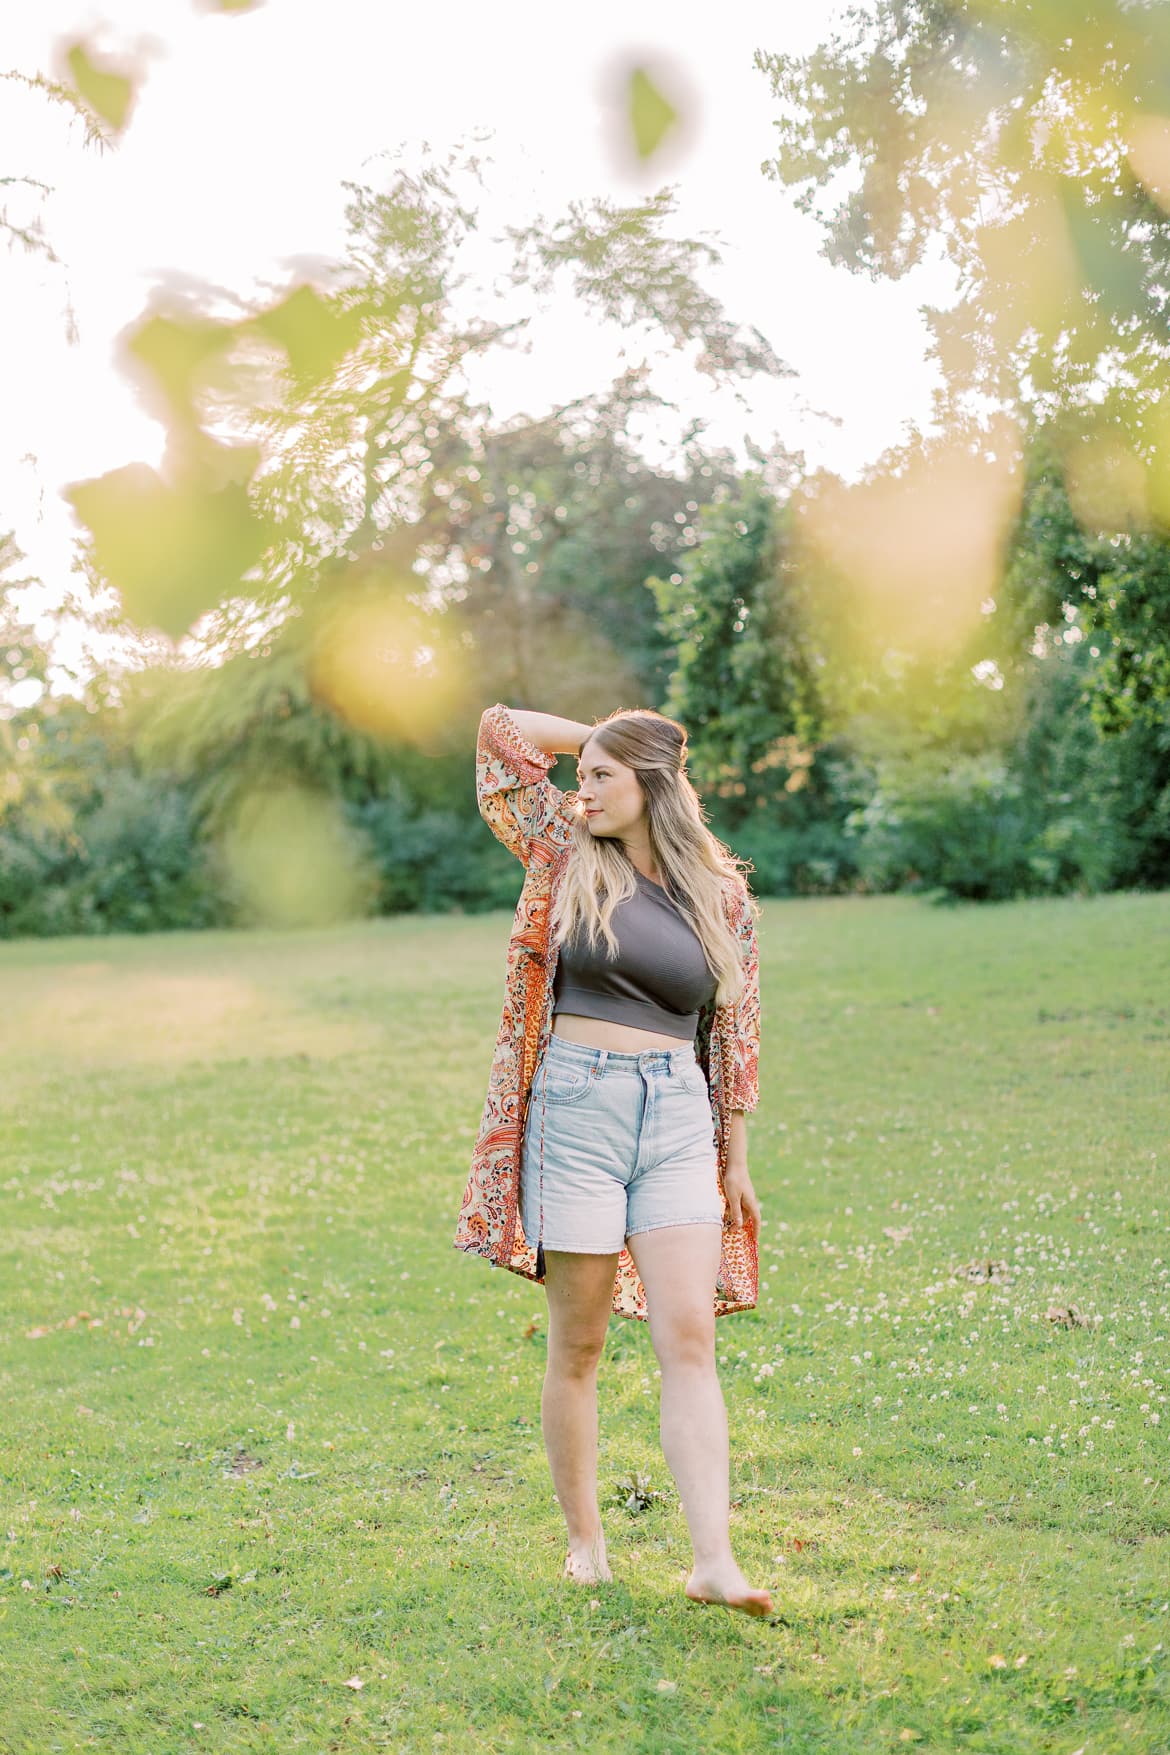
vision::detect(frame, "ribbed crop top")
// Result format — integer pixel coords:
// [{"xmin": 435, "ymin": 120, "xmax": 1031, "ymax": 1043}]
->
[{"xmin": 552, "ymin": 869, "xmax": 717, "ymax": 1040}]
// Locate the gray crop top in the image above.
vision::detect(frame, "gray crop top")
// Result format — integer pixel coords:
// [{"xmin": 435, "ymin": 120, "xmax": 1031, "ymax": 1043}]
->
[{"xmin": 552, "ymin": 869, "xmax": 717, "ymax": 1040}]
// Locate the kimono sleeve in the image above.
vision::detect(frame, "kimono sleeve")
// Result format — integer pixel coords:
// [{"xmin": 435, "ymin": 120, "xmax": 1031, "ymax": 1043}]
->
[
  {"xmin": 476, "ymin": 702, "xmax": 574, "ymax": 869},
  {"xmin": 726, "ymin": 889, "xmax": 761, "ymax": 1113}
]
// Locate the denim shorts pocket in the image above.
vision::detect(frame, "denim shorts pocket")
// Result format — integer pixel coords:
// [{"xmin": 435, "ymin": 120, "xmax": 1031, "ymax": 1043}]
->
[
  {"xmin": 676, "ymin": 1065, "xmax": 709, "ymax": 1099},
  {"xmin": 539, "ymin": 1064, "xmax": 597, "ymax": 1106}
]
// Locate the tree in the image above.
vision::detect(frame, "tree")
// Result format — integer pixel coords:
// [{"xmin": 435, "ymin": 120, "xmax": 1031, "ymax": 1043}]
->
[
  {"xmin": 413, "ymin": 371, "xmax": 743, "ymax": 719},
  {"xmin": 757, "ymin": 0, "xmax": 1170, "ymax": 426},
  {"xmin": 1002, "ymin": 426, "xmax": 1170, "ymax": 733},
  {"xmin": 757, "ymin": 0, "xmax": 1170, "ymax": 731},
  {"xmin": 0, "ymin": 532, "xmax": 68, "ymax": 837},
  {"xmin": 64, "ymin": 154, "xmax": 792, "ymax": 653},
  {"xmin": 649, "ymin": 475, "xmax": 821, "ymax": 820}
]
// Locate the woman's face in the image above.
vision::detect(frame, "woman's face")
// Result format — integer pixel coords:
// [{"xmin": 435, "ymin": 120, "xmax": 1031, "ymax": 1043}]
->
[{"xmin": 576, "ymin": 738, "xmax": 648, "ymax": 840}]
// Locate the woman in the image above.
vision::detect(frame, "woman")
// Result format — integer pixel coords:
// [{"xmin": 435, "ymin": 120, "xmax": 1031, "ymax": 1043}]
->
[{"xmin": 454, "ymin": 702, "xmax": 771, "ymax": 1617}]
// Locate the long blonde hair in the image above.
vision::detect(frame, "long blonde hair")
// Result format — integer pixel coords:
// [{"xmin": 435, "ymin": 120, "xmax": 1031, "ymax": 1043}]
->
[{"xmin": 551, "ymin": 707, "xmax": 758, "ymax": 1008}]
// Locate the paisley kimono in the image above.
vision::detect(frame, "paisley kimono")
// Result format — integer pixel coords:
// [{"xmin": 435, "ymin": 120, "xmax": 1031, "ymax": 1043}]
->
[{"xmin": 453, "ymin": 703, "xmax": 761, "ymax": 1321}]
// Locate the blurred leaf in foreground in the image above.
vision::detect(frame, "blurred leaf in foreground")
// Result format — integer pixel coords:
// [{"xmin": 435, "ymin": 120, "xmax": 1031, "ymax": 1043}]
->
[
  {"xmin": 65, "ymin": 445, "xmax": 274, "ymax": 639},
  {"xmin": 125, "ymin": 311, "xmax": 238, "ymax": 423},
  {"xmin": 628, "ymin": 67, "xmax": 679, "ymax": 161},
  {"xmin": 249, "ymin": 285, "xmax": 367, "ymax": 388},
  {"xmin": 62, "ymin": 41, "xmax": 136, "ymax": 135}
]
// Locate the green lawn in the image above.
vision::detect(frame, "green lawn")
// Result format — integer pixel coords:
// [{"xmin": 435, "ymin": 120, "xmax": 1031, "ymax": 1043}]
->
[{"xmin": 1, "ymin": 892, "xmax": 1167, "ymax": 1754}]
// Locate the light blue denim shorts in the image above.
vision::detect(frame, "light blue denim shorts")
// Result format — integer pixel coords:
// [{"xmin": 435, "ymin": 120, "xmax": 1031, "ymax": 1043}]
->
[{"xmin": 520, "ymin": 1034, "xmax": 722, "ymax": 1255}]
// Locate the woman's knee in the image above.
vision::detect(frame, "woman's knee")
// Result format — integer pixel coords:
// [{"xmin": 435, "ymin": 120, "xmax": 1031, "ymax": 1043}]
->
[
  {"xmin": 649, "ymin": 1309, "xmax": 715, "ymax": 1373},
  {"xmin": 547, "ymin": 1323, "xmax": 607, "ymax": 1379}
]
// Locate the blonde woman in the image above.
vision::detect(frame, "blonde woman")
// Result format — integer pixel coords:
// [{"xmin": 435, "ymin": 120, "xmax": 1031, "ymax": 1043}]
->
[{"xmin": 455, "ymin": 703, "xmax": 770, "ymax": 1617}]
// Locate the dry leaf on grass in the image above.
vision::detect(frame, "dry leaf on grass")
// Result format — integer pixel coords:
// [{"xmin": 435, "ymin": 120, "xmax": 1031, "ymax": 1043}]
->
[
  {"xmin": 953, "ymin": 1259, "xmax": 1011, "ymax": 1283},
  {"xmin": 1044, "ymin": 1305, "xmax": 1097, "ymax": 1328},
  {"xmin": 226, "ymin": 1450, "xmax": 264, "ymax": 1475}
]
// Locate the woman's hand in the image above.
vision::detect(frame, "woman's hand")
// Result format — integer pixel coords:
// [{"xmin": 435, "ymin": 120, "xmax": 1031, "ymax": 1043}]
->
[{"xmin": 722, "ymin": 1161, "xmax": 761, "ymax": 1233}]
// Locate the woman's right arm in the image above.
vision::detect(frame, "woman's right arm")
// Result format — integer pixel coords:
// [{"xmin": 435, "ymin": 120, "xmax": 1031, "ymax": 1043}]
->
[
  {"xmin": 505, "ymin": 709, "xmax": 594, "ymax": 757},
  {"xmin": 476, "ymin": 704, "xmax": 593, "ymax": 869}
]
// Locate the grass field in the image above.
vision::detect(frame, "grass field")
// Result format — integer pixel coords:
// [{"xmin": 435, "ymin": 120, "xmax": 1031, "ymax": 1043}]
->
[{"xmin": 1, "ymin": 891, "xmax": 1167, "ymax": 1755}]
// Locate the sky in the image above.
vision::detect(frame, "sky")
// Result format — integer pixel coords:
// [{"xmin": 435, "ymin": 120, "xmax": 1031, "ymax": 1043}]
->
[{"xmin": 1, "ymin": 0, "xmax": 957, "ymax": 684}]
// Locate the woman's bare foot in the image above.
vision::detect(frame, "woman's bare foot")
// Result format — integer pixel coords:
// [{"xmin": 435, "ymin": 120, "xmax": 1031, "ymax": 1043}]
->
[
  {"xmin": 686, "ymin": 1566, "xmax": 772, "ymax": 1618},
  {"xmin": 563, "ymin": 1534, "xmax": 612, "ymax": 1585}
]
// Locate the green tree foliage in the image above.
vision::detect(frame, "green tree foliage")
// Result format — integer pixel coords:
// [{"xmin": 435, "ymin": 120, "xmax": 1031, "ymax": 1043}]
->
[
  {"xmin": 849, "ymin": 635, "xmax": 1156, "ymax": 901},
  {"xmin": 757, "ymin": 1, "xmax": 1170, "ymax": 729},
  {"xmin": 787, "ymin": 417, "xmax": 1029, "ymax": 744},
  {"xmin": 0, "ymin": 689, "xmax": 221, "ymax": 940},
  {"xmin": 0, "ymin": 536, "xmax": 220, "ymax": 937},
  {"xmin": 650, "ymin": 475, "xmax": 821, "ymax": 811},
  {"xmin": 1, "ymin": 533, "xmax": 71, "ymax": 839},
  {"xmin": 825, "ymin": 427, "xmax": 1170, "ymax": 901},
  {"xmin": 50, "ymin": 158, "xmax": 790, "ymax": 928},
  {"xmin": 9, "ymin": 43, "xmax": 1169, "ymax": 936},
  {"xmin": 415, "ymin": 371, "xmax": 742, "ymax": 716},
  {"xmin": 757, "ymin": 0, "xmax": 1170, "ymax": 423},
  {"xmin": 30, "ymin": 150, "xmax": 795, "ymax": 934},
  {"xmin": 1004, "ymin": 427, "xmax": 1170, "ymax": 733},
  {"xmin": 65, "ymin": 155, "xmax": 791, "ymax": 658},
  {"xmin": 507, "ymin": 189, "xmax": 791, "ymax": 389},
  {"xmin": 647, "ymin": 476, "xmax": 871, "ymax": 894},
  {"xmin": 1, "ymin": 65, "xmax": 112, "ymax": 262}
]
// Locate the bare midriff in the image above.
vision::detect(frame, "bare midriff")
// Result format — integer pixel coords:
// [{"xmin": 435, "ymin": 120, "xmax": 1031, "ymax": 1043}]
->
[{"xmin": 551, "ymin": 1012, "xmax": 693, "ymax": 1053}]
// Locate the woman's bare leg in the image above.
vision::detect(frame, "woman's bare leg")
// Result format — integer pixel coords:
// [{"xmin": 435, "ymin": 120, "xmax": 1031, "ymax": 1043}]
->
[
  {"xmin": 625, "ymin": 1224, "xmax": 772, "ymax": 1616},
  {"xmin": 541, "ymin": 1248, "xmax": 621, "ymax": 1583}
]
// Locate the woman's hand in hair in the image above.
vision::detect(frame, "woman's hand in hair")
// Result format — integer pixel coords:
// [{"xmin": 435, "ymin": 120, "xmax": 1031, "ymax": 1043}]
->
[{"xmin": 721, "ymin": 1161, "xmax": 760, "ymax": 1233}]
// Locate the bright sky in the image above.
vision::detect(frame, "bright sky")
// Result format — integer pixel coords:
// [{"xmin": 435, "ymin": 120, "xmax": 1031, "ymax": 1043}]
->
[{"xmin": 1, "ymin": 0, "xmax": 955, "ymax": 683}]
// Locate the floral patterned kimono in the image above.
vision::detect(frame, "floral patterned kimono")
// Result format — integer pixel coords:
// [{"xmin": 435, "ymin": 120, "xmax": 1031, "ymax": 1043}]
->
[{"xmin": 453, "ymin": 703, "xmax": 761, "ymax": 1321}]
